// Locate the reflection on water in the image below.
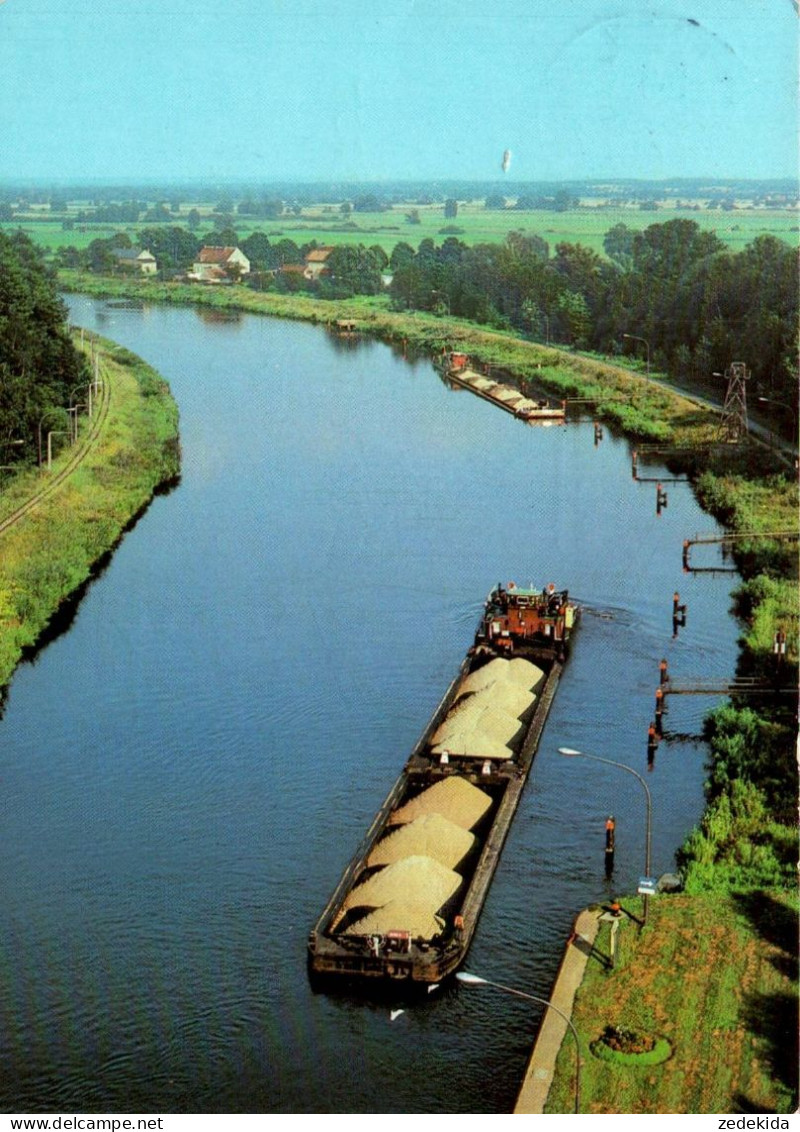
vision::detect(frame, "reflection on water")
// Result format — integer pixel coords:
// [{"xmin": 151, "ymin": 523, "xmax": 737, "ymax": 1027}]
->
[
  {"xmin": 194, "ymin": 306, "xmax": 243, "ymax": 325},
  {"xmin": 0, "ymin": 296, "xmax": 742, "ymax": 1114}
]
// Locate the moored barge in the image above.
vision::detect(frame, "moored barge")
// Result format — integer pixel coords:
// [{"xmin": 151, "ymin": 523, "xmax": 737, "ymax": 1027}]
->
[
  {"xmin": 438, "ymin": 351, "xmax": 566, "ymax": 421},
  {"xmin": 308, "ymin": 582, "xmax": 579, "ymax": 984}
]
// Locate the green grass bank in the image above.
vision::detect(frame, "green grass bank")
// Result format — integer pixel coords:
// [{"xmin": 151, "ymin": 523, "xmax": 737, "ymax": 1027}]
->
[
  {"xmin": 545, "ymin": 892, "xmax": 798, "ymax": 1114},
  {"xmin": 0, "ymin": 334, "xmax": 180, "ymax": 691}
]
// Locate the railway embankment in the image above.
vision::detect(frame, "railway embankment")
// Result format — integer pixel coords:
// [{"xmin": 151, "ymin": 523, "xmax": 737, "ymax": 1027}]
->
[{"xmin": 0, "ymin": 333, "xmax": 180, "ymax": 693}]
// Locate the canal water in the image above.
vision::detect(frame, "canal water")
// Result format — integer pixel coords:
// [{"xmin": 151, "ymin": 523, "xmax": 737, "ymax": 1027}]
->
[{"xmin": 0, "ymin": 297, "xmax": 739, "ymax": 1114}]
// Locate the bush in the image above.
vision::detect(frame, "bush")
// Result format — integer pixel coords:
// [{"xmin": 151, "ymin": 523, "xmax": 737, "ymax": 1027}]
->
[{"xmin": 590, "ymin": 1026, "xmax": 672, "ymax": 1066}]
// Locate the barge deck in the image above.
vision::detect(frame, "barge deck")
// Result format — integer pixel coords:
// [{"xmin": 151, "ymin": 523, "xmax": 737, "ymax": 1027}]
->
[
  {"xmin": 438, "ymin": 352, "xmax": 565, "ymax": 421},
  {"xmin": 308, "ymin": 583, "xmax": 578, "ymax": 985}
]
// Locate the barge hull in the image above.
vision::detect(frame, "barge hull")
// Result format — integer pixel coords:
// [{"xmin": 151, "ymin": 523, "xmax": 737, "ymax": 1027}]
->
[{"xmin": 308, "ymin": 584, "xmax": 577, "ymax": 986}]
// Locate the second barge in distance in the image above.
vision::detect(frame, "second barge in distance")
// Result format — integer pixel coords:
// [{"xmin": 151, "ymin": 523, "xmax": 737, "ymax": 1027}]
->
[
  {"xmin": 308, "ymin": 582, "xmax": 579, "ymax": 985},
  {"xmin": 437, "ymin": 351, "xmax": 566, "ymax": 421}
]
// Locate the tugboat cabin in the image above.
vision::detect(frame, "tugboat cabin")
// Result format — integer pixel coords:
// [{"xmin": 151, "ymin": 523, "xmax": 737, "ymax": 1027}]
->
[{"xmin": 477, "ymin": 583, "xmax": 574, "ymax": 657}]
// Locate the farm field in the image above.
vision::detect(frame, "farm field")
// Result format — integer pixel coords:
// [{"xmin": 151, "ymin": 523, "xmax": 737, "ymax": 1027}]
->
[{"xmin": 3, "ymin": 201, "xmax": 798, "ymax": 257}]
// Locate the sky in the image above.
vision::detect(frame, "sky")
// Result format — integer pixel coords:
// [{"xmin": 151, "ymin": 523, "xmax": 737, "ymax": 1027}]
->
[{"xmin": 0, "ymin": 0, "xmax": 796, "ymax": 184}]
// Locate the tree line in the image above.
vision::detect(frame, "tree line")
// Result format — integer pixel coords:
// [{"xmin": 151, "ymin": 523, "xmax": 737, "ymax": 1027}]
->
[
  {"xmin": 54, "ymin": 217, "xmax": 798, "ymax": 422},
  {"xmin": 0, "ymin": 231, "xmax": 88, "ymax": 466},
  {"xmin": 385, "ymin": 220, "xmax": 797, "ymax": 417}
]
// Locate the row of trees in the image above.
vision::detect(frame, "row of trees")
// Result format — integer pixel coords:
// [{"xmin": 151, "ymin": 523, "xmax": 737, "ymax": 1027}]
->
[
  {"xmin": 53, "ymin": 217, "xmax": 798, "ymax": 416},
  {"xmin": 0, "ymin": 231, "xmax": 88, "ymax": 464},
  {"xmin": 385, "ymin": 221, "xmax": 798, "ymax": 415}
]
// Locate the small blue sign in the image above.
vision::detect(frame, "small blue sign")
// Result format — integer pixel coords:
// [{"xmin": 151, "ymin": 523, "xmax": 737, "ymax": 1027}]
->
[{"xmin": 637, "ymin": 876, "xmax": 657, "ymax": 895}]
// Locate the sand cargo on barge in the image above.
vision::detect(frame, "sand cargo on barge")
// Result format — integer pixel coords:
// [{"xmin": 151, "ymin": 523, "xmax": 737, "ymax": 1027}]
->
[
  {"xmin": 308, "ymin": 583, "xmax": 578, "ymax": 984},
  {"xmin": 438, "ymin": 351, "xmax": 566, "ymax": 421}
]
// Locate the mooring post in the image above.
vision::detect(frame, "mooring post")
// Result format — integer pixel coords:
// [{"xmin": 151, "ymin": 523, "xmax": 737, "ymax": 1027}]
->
[
  {"xmin": 656, "ymin": 483, "xmax": 668, "ymax": 514},
  {"xmin": 631, "ymin": 449, "xmax": 638, "ymax": 479},
  {"xmin": 655, "ymin": 687, "xmax": 665, "ymax": 736},
  {"xmin": 682, "ymin": 539, "xmax": 691, "ymax": 572},
  {"xmin": 659, "ymin": 658, "xmax": 669, "ymax": 685},
  {"xmin": 647, "ymin": 722, "xmax": 658, "ymax": 768},
  {"xmin": 604, "ymin": 815, "xmax": 615, "ymax": 876},
  {"xmin": 672, "ymin": 591, "xmax": 687, "ymax": 637},
  {"xmin": 594, "ymin": 421, "xmax": 603, "ymax": 445}
]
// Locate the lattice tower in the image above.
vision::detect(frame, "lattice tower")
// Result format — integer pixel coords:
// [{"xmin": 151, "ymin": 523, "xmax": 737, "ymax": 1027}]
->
[{"xmin": 718, "ymin": 362, "xmax": 749, "ymax": 443}]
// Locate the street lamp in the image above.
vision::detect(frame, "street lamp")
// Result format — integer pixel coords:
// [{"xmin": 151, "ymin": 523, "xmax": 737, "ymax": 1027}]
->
[
  {"xmin": 757, "ymin": 396, "xmax": 798, "ymax": 439},
  {"xmin": 456, "ymin": 971, "xmax": 582, "ymax": 1114},
  {"xmin": 623, "ymin": 333, "xmax": 651, "ymax": 378},
  {"xmin": 38, "ymin": 409, "xmax": 67, "ymax": 469},
  {"xmin": 558, "ymin": 746, "xmax": 653, "ymax": 924}
]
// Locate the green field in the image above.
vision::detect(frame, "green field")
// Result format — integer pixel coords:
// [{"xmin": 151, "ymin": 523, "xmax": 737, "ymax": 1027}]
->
[{"xmin": 4, "ymin": 201, "xmax": 798, "ymax": 257}]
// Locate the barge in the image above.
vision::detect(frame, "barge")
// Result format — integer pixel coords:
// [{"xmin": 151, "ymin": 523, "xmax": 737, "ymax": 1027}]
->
[
  {"xmin": 438, "ymin": 351, "xmax": 565, "ymax": 421},
  {"xmin": 308, "ymin": 582, "xmax": 578, "ymax": 984}
]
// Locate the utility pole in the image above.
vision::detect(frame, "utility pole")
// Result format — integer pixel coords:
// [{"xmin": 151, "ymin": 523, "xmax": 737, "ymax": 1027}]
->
[{"xmin": 718, "ymin": 362, "xmax": 750, "ymax": 443}]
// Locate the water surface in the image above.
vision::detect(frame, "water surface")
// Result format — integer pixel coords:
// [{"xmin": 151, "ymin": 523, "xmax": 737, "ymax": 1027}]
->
[{"xmin": 0, "ymin": 298, "xmax": 740, "ymax": 1113}]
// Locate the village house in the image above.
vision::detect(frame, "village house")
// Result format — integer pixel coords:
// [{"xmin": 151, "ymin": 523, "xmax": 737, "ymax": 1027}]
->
[
  {"xmin": 113, "ymin": 247, "xmax": 158, "ymax": 275},
  {"xmin": 303, "ymin": 246, "xmax": 335, "ymax": 280},
  {"xmin": 189, "ymin": 246, "xmax": 251, "ymax": 282}
]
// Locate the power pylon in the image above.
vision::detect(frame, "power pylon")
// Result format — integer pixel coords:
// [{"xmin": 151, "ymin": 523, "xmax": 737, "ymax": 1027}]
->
[{"xmin": 718, "ymin": 362, "xmax": 750, "ymax": 443}]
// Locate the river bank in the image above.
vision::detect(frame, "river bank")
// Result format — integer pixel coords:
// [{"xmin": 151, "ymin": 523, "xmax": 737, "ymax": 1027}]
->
[
  {"xmin": 55, "ymin": 281, "xmax": 797, "ymax": 1114},
  {"xmin": 544, "ymin": 891, "xmax": 798, "ymax": 1114},
  {"xmin": 0, "ymin": 333, "xmax": 180, "ymax": 693},
  {"xmin": 58, "ymin": 272, "xmax": 796, "ymax": 663}
]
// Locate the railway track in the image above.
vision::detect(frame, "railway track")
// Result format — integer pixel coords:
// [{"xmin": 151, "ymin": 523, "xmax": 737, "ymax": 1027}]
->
[{"xmin": 0, "ymin": 359, "xmax": 112, "ymax": 537}]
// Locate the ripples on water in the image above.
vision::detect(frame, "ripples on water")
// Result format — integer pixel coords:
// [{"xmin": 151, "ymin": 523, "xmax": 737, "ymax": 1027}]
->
[{"xmin": 0, "ymin": 299, "xmax": 743, "ymax": 1113}]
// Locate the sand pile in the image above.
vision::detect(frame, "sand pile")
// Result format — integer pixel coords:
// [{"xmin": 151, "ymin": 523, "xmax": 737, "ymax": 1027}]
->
[
  {"xmin": 342, "ymin": 900, "xmax": 445, "ymax": 939},
  {"xmin": 344, "ymin": 854, "xmax": 462, "ymax": 913},
  {"xmin": 390, "ymin": 776, "xmax": 492, "ymax": 830},
  {"xmin": 368, "ymin": 812, "xmax": 476, "ymax": 870},
  {"xmin": 428, "ymin": 657, "xmax": 543, "ymax": 760}
]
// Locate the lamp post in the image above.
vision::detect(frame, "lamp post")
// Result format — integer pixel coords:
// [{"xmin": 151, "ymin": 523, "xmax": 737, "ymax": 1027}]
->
[
  {"xmin": 757, "ymin": 396, "xmax": 797, "ymax": 444},
  {"xmin": 456, "ymin": 971, "xmax": 582, "ymax": 1114},
  {"xmin": 558, "ymin": 746, "xmax": 653, "ymax": 924},
  {"xmin": 38, "ymin": 409, "xmax": 67, "ymax": 469},
  {"xmin": 623, "ymin": 333, "xmax": 651, "ymax": 378}
]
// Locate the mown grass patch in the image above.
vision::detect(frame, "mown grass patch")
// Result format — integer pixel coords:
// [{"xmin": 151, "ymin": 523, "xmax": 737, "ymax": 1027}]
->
[
  {"xmin": 545, "ymin": 893, "xmax": 798, "ymax": 1114},
  {"xmin": 0, "ymin": 336, "xmax": 179, "ymax": 690}
]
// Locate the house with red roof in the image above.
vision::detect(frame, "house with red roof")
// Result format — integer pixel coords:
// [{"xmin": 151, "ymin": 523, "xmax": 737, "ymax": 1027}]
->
[
  {"xmin": 303, "ymin": 245, "xmax": 335, "ymax": 280},
  {"xmin": 189, "ymin": 246, "xmax": 251, "ymax": 282}
]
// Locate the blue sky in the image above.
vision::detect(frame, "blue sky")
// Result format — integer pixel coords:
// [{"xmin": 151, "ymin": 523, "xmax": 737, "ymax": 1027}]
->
[{"xmin": 0, "ymin": 0, "xmax": 796, "ymax": 183}]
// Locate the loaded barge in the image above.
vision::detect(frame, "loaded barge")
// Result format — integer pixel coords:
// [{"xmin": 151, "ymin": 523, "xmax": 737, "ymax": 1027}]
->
[
  {"xmin": 438, "ymin": 352, "xmax": 565, "ymax": 422},
  {"xmin": 308, "ymin": 583, "xmax": 578, "ymax": 984}
]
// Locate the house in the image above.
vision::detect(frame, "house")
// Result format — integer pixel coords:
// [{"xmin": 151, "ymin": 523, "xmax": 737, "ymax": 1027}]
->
[
  {"xmin": 113, "ymin": 248, "xmax": 157, "ymax": 275},
  {"xmin": 190, "ymin": 246, "xmax": 251, "ymax": 282},
  {"xmin": 303, "ymin": 246, "xmax": 335, "ymax": 281}
]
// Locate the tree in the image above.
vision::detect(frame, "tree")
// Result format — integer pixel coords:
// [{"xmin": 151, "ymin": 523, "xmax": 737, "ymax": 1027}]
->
[
  {"xmin": 389, "ymin": 241, "xmax": 415, "ymax": 270},
  {"xmin": 0, "ymin": 231, "xmax": 89, "ymax": 459},
  {"xmin": 240, "ymin": 231, "xmax": 273, "ymax": 271},
  {"xmin": 326, "ymin": 244, "xmax": 383, "ymax": 295},
  {"xmin": 603, "ymin": 223, "xmax": 635, "ymax": 268},
  {"xmin": 485, "ymin": 193, "xmax": 506, "ymax": 210},
  {"xmin": 405, "ymin": 209, "xmax": 421, "ymax": 225},
  {"xmin": 444, "ymin": 198, "xmax": 458, "ymax": 218}
]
